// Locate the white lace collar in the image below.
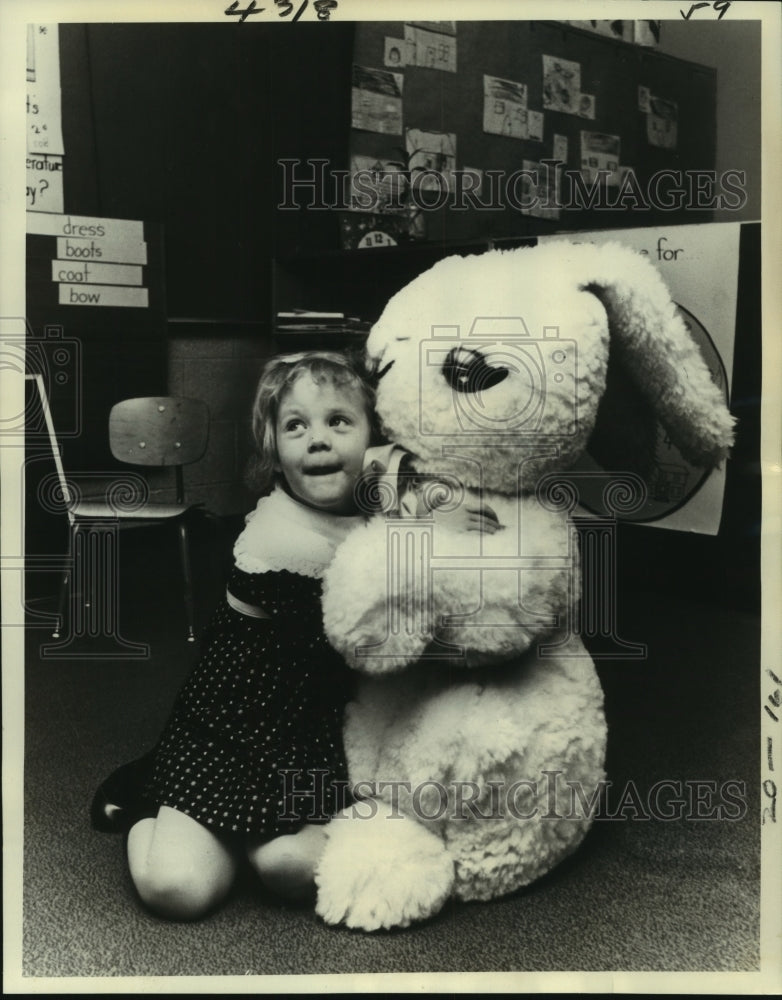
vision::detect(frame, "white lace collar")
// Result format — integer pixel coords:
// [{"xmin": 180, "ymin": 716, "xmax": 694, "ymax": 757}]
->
[{"xmin": 233, "ymin": 486, "xmax": 363, "ymax": 578}]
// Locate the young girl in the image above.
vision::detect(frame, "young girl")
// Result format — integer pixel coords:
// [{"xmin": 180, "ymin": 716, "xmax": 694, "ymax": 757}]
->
[{"xmin": 92, "ymin": 351, "xmax": 380, "ymax": 920}]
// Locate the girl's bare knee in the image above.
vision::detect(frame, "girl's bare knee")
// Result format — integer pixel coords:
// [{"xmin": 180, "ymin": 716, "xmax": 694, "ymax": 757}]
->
[
  {"xmin": 249, "ymin": 825, "xmax": 328, "ymax": 900},
  {"xmin": 127, "ymin": 809, "xmax": 236, "ymax": 920},
  {"xmin": 133, "ymin": 866, "xmax": 224, "ymax": 921}
]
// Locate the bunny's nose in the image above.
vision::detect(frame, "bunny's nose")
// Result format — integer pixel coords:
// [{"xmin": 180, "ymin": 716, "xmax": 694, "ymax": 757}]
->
[{"xmin": 442, "ymin": 346, "xmax": 509, "ymax": 394}]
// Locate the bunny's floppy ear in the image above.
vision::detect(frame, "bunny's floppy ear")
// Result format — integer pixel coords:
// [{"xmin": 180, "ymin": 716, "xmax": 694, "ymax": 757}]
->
[{"xmin": 577, "ymin": 241, "xmax": 736, "ymax": 469}]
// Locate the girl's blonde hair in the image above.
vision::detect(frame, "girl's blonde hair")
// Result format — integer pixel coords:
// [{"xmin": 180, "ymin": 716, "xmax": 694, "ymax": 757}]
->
[{"xmin": 247, "ymin": 350, "xmax": 381, "ymax": 495}]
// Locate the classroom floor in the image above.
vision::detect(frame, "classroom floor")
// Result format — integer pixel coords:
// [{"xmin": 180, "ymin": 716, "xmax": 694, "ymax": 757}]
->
[{"xmin": 16, "ymin": 515, "xmax": 760, "ymax": 980}]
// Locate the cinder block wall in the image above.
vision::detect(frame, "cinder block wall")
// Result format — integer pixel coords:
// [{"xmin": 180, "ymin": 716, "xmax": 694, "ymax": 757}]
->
[{"xmin": 144, "ymin": 332, "xmax": 274, "ymax": 517}]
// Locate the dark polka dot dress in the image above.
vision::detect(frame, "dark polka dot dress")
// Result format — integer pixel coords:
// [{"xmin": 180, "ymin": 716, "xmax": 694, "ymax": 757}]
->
[{"xmin": 144, "ymin": 566, "xmax": 355, "ymax": 840}]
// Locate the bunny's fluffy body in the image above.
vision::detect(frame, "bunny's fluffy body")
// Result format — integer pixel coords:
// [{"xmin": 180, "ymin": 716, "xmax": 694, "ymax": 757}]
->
[{"xmin": 313, "ymin": 242, "xmax": 734, "ymax": 930}]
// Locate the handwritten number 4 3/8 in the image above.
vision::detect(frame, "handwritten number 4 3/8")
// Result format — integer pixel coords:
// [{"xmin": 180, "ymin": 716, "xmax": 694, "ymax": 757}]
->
[{"xmin": 225, "ymin": 0, "xmax": 337, "ymax": 21}]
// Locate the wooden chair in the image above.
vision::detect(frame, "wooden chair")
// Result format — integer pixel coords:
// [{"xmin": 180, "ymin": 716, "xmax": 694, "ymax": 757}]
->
[{"xmin": 55, "ymin": 396, "xmax": 211, "ymax": 642}]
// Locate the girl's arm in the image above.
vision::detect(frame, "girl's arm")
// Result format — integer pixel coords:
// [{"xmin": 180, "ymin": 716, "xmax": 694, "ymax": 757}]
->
[
  {"xmin": 362, "ymin": 445, "xmax": 501, "ymax": 533},
  {"xmin": 402, "ymin": 472, "xmax": 503, "ymax": 534}
]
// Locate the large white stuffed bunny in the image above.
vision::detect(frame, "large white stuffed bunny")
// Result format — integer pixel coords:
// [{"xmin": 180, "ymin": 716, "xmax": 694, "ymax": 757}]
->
[{"xmin": 315, "ymin": 241, "xmax": 735, "ymax": 931}]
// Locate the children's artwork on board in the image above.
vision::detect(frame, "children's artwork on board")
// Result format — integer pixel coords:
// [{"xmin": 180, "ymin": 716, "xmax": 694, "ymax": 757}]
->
[
  {"xmin": 552, "ymin": 132, "xmax": 569, "ymax": 164},
  {"xmin": 617, "ymin": 164, "xmax": 637, "ymax": 191},
  {"xmin": 520, "ymin": 158, "xmax": 560, "ymax": 220},
  {"xmin": 578, "ymin": 93, "xmax": 596, "ymax": 120},
  {"xmin": 562, "ymin": 19, "xmax": 634, "ymax": 42},
  {"xmin": 542, "ymin": 54, "xmax": 581, "ymax": 114},
  {"xmin": 404, "ymin": 23, "xmax": 457, "ymax": 72},
  {"xmin": 383, "ymin": 37, "xmax": 406, "ymax": 68},
  {"xmin": 527, "ymin": 110, "xmax": 544, "ymax": 142},
  {"xmin": 351, "ymin": 64, "xmax": 403, "ymax": 135},
  {"xmin": 405, "ymin": 127, "xmax": 456, "ymax": 191},
  {"xmin": 408, "ymin": 21, "xmax": 457, "ymax": 35},
  {"xmin": 647, "ymin": 96, "xmax": 679, "ymax": 150},
  {"xmin": 580, "ymin": 130, "xmax": 622, "ymax": 185},
  {"xmin": 483, "ymin": 74, "xmax": 528, "ymax": 139},
  {"xmin": 348, "ymin": 155, "xmax": 408, "ymax": 214},
  {"xmin": 461, "ymin": 165, "xmax": 483, "ymax": 196},
  {"xmin": 634, "ymin": 20, "xmax": 661, "ymax": 46}
]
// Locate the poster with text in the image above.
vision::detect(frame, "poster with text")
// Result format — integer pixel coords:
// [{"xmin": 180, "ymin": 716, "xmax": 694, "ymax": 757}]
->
[{"xmin": 26, "ymin": 23, "xmax": 64, "ymax": 156}]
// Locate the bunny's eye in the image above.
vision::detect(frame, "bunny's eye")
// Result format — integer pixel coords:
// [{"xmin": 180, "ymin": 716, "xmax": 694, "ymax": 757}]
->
[{"xmin": 442, "ymin": 346, "xmax": 509, "ymax": 394}]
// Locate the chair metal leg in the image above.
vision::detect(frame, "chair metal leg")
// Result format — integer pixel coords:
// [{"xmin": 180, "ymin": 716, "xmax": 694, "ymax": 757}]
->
[
  {"xmin": 54, "ymin": 521, "xmax": 76, "ymax": 638},
  {"xmin": 53, "ymin": 566, "xmax": 70, "ymax": 638},
  {"xmin": 43, "ymin": 518, "xmax": 150, "ymax": 659},
  {"xmin": 177, "ymin": 518, "xmax": 196, "ymax": 642}
]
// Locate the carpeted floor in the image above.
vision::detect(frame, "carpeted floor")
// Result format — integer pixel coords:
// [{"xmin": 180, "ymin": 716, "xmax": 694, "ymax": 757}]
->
[{"xmin": 17, "ymin": 515, "xmax": 760, "ymax": 979}]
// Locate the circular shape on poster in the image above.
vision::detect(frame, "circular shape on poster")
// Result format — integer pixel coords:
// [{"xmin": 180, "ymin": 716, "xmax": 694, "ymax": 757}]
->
[{"xmin": 578, "ymin": 303, "xmax": 730, "ymax": 523}]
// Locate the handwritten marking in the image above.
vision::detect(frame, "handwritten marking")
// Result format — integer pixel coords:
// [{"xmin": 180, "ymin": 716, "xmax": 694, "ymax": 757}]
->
[
  {"xmin": 225, "ymin": 1, "xmax": 265, "ymax": 22},
  {"xmin": 226, "ymin": 0, "xmax": 335, "ymax": 20},
  {"xmin": 680, "ymin": 1, "xmax": 731, "ymax": 19},
  {"xmin": 766, "ymin": 668, "xmax": 782, "ymax": 721},
  {"xmin": 764, "ymin": 670, "xmax": 779, "ymax": 822},
  {"xmin": 314, "ymin": 0, "xmax": 337, "ymax": 19},
  {"xmin": 275, "ymin": 0, "xmax": 308, "ymax": 20},
  {"xmin": 762, "ymin": 779, "xmax": 777, "ymax": 824}
]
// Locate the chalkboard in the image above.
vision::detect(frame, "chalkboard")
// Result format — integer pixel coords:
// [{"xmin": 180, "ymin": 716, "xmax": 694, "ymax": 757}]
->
[{"xmin": 73, "ymin": 21, "xmax": 356, "ymax": 318}]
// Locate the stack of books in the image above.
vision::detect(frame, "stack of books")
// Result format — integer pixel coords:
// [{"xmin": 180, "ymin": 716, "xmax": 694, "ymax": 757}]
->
[{"xmin": 275, "ymin": 310, "xmax": 372, "ymax": 342}]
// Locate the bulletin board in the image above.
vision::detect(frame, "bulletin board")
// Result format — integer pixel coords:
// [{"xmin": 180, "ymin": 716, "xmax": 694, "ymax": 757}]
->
[{"xmin": 342, "ymin": 20, "xmax": 717, "ymax": 248}]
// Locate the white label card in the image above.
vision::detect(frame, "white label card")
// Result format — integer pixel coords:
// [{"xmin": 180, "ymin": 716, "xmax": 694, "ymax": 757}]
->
[
  {"xmin": 51, "ymin": 261, "xmax": 143, "ymax": 286},
  {"xmin": 58, "ymin": 284, "xmax": 149, "ymax": 308},
  {"xmin": 55, "ymin": 237, "xmax": 148, "ymax": 265},
  {"xmin": 27, "ymin": 212, "xmax": 145, "ymax": 242}
]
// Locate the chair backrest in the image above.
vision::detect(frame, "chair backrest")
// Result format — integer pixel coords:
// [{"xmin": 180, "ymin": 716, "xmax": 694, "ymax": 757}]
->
[{"xmin": 109, "ymin": 397, "xmax": 209, "ymax": 468}]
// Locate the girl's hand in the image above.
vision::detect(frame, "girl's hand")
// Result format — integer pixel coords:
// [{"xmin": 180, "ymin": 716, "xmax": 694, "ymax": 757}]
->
[
  {"xmin": 430, "ymin": 499, "xmax": 503, "ymax": 534},
  {"xmin": 399, "ymin": 474, "xmax": 503, "ymax": 533}
]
